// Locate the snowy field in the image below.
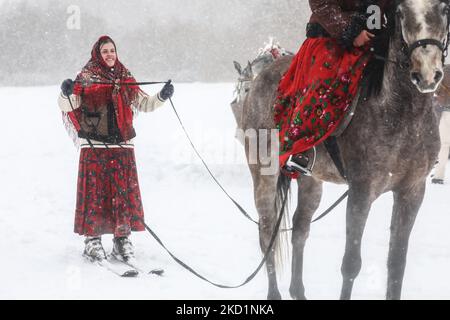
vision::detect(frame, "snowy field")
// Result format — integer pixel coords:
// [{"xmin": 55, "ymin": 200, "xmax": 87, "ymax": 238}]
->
[{"xmin": 0, "ymin": 83, "xmax": 449, "ymax": 300}]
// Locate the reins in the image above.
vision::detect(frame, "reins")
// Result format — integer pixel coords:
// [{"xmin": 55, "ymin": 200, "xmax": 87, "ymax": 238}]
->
[{"xmin": 75, "ymin": 80, "xmax": 168, "ymax": 86}]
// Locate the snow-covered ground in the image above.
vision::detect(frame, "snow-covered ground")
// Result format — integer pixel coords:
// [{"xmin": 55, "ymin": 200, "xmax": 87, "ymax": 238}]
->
[{"xmin": 0, "ymin": 83, "xmax": 449, "ymax": 300}]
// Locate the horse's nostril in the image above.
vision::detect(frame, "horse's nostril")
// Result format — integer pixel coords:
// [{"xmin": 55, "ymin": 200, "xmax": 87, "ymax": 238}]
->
[
  {"xmin": 411, "ymin": 72, "xmax": 422, "ymax": 84},
  {"xmin": 434, "ymin": 70, "xmax": 443, "ymax": 83}
]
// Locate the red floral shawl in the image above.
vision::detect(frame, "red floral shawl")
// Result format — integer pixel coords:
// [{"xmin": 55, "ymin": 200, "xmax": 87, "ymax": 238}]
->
[{"xmin": 65, "ymin": 36, "xmax": 141, "ymax": 144}]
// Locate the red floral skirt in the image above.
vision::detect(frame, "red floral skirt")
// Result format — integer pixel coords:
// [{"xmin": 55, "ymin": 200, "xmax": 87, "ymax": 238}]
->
[
  {"xmin": 274, "ymin": 38, "xmax": 371, "ymax": 170},
  {"xmin": 74, "ymin": 148, "xmax": 145, "ymax": 237}
]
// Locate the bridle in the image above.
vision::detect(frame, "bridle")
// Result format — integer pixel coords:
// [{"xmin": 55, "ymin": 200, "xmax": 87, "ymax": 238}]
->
[
  {"xmin": 233, "ymin": 75, "xmax": 253, "ymax": 103},
  {"xmin": 407, "ymin": 39, "xmax": 448, "ymax": 61}
]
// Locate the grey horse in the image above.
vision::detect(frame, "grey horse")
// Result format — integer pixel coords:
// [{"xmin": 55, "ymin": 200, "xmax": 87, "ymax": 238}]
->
[{"xmin": 234, "ymin": 0, "xmax": 449, "ymax": 300}]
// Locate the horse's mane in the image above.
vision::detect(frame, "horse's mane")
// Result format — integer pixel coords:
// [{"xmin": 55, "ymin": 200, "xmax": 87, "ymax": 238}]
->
[{"xmin": 360, "ymin": 1, "xmax": 397, "ymax": 99}]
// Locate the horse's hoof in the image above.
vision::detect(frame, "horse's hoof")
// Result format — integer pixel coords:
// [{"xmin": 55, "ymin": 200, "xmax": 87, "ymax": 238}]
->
[
  {"xmin": 290, "ymin": 294, "xmax": 307, "ymax": 300},
  {"xmin": 289, "ymin": 288, "xmax": 307, "ymax": 300},
  {"xmin": 267, "ymin": 292, "xmax": 282, "ymax": 300}
]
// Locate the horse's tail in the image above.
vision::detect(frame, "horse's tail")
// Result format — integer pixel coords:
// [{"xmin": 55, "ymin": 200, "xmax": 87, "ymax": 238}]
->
[{"xmin": 274, "ymin": 173, "xmax": 292, "ymax": 272}]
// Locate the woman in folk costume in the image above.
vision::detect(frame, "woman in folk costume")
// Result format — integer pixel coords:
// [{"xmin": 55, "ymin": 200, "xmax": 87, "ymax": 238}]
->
[
  {"xmin": 274, "ymin": 0, "xmax": 390, "ymax": 177},
  {"xmin": 58, "ymin": 36, "xmax": 174, "ymax": 262}
]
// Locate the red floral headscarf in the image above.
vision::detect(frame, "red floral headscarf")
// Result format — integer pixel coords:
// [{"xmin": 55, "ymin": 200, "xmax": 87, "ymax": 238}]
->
[{"xmin": 67, "ymin": 35, "xmax": 141, "ymax": 142}]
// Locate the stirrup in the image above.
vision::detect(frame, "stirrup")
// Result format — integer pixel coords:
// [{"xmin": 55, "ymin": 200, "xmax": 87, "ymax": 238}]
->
[{"xmin": 284, "ymin": 147, "xmax": 316, "ymax": 177}]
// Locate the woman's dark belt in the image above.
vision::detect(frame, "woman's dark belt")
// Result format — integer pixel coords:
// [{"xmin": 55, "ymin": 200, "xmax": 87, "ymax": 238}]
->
[{"xmin": 306, "ymin": 23, "xmax": 331, "ymax": 38}]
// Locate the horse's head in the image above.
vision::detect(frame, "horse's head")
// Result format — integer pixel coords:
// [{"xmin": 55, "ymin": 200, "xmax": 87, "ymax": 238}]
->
[
  {"xmin": 233, "ymin": 54, "xmax": 282, "ymax": 103},
  {"xmin": 396, "ymin": 0, "xmax": 450, "ymax": 93},
  {"xmin": 231, "ymin": 41, "xmax": 293, "ymax": 135}
]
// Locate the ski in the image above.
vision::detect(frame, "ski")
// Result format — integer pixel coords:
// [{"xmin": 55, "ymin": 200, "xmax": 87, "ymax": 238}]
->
[
  {"xmin": 111, "ymin": 254, "xmax": 164, "ymax": 276},
  {"xmin": 84, "ymin": 255, "xmax": 139, "ymax": 277},
  {"xmin": 97, "ymin": 259, "xmax": 139, "ymax": 277}
]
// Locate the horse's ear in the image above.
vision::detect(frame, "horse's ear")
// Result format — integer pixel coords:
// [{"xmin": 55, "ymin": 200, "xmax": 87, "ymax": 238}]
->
[
  {"xmin": 247, "ymin": 61, "xmax": 253, "ymax": 77},
  {"xmin": 247, "ymin": 61, "xmax": 253, "ymax": 71},
  {"xmin": 234, "ymin": 61, "xmax": 242, "ymax": 75}
]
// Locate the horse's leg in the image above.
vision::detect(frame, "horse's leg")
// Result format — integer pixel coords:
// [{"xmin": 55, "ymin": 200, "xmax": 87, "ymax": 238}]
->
[
  {"xmin": 289, "ymin": 176, "xmax": 323, "ymax": 300},
  {"xmin": 340, "ymin": 187, "xmax": 373, "ymax": 300},
  {"xmin": 250, "ymin": 170, "xmax": 281, "ymax": 300},
  {"xmin": 386, "ymin": 183, "xmax": 425, "ymax": 300}
]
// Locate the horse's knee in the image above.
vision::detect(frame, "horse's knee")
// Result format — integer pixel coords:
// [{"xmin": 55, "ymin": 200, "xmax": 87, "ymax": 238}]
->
[
  {"xmin": 292, "ymin": 225, "xmax": 310, "ymax": 244},
  {"xmin": 259, "ymin": 213, "xmax": 278, "ymax": 230}
]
